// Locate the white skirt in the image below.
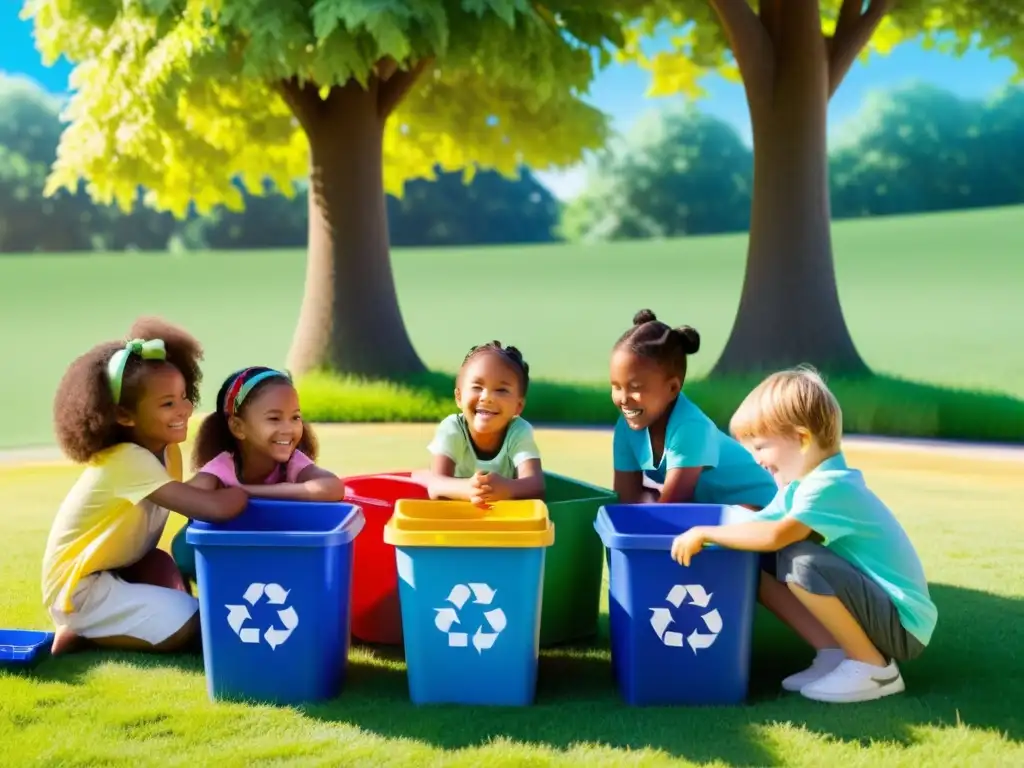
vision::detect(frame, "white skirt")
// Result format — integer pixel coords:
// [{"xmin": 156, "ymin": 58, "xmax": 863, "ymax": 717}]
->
[{"xmin": 50, "ymin": 570, "xmax": 199, "ymax": 645}]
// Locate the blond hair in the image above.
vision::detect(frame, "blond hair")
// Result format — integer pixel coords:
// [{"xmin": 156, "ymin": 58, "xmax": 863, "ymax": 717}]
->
[{"xmin": 729, "ymin": 366, "xmax": 842, "ymax": 452}]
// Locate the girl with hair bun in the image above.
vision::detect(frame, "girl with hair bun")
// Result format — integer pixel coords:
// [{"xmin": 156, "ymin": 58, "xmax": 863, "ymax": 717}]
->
[{"xmin": 609, "ymin": 309, "xmax": 777, "ymax": 509}]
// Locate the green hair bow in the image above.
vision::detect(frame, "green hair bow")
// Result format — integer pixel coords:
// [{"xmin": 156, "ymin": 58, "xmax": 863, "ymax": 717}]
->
[{"xmin": 107, "ymin": 338, "xmax": 167, "ymax": 405}]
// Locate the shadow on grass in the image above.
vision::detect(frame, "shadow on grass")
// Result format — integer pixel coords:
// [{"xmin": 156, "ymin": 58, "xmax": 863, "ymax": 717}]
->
[
  {"xmin": 3, "ymin": 646, "xmax": 204, "ymax": 688},
  {"xmin": 300, "ymin": 583, "xmax": 1023, "ymax": 766},
  {"xmin": 299, "ymin": 370, "xmax": 1024, "ymax": 444}
]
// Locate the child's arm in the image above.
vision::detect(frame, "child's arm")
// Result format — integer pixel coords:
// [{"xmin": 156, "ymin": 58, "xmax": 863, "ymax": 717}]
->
[
  {"xmin": 477, "ymin": 458, "xmax": 545, "ymax": 503},
  {"xmin": 613, "ymin": 470, "xmax": 646, "ymax": 504},
  {"xmin": 659, "ymin": 467, "xmax": 702, "ymax": 503},
  {"xmin": 241, "ymin": 465, "xmax": 346, "ymax": 502},
  {"xmin": 423, "ymin": 455, "xmax": 476, "ymax": 501},
  {"xmin": 149, "ymin": 482, "xmax": 248, "ymax": 523},
  {"xmin": 187, "ymin": 472, "xmax": 222, "ymax": 490},
  {"xmin": 671, "ymin": 517, "xmax": 813, "ymax": 566}
]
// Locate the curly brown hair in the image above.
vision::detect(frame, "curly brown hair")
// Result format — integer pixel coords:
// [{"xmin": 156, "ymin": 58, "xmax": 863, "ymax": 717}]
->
[
  {"xmin": 191, "ymin": 366, "xmax": 319, "ymax": 472},
  {"xmin": 53, "ymin": 317, "xmax": 204, "ymax": 463}
]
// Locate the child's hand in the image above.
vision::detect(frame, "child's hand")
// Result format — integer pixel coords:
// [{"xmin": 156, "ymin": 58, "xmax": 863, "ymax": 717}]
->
[
  {"xmin": 468, "ymin": 471, "xmax": 510, "ymax": 508},
  {"xmin": 468, "ymin": 471, "xmax": 492, "ymax": 508},
  {"xmin": 671, "ymin": 527, "xmax": 707, "ymax": 567}
]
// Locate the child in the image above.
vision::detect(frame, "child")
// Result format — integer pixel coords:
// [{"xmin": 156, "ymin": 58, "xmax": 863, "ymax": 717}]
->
[
  {"xmin": 419, "ymin": 341, "xmax": 544, "ymax": 507},
  {"xmin": 670, "ymin": 367, "xmax": 938, "ymax": 703},
  {"xmin": 610, "ymin": 310, "xmax": 777, "ymax": 508},
  {"xmin": 43, "ymin": 318, "xmax": 249, "ymax": 656},
  {"xmin": 170, "ymin": 366, "xmax": 345, "ymax": 579}
]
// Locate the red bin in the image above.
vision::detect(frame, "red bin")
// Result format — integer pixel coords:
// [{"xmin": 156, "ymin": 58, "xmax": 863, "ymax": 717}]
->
[{"xmin": 344, "ymin": 471, "xmax": 430, "ymax": 645}]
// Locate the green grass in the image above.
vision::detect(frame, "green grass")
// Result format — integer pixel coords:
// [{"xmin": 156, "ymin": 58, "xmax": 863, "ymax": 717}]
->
[
  {"xmin": 1, "ymin": 427, "xmax": 1022, "ymax": 766},
  {"xmin": 2, "ymin": 205, "xmax": 1022, "ymax": 447},
  {"xmin": 298, "ymin": 369, "xmax": 1024, "ymax": 443}
]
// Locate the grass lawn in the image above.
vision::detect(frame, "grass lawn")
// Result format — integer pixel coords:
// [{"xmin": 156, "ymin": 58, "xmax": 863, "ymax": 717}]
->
[
  {"xmin": 1, "ymin": 426, "xmax": 1022, "ymax": 767},
  {"xmin": 2, "ymin": 205, "xmax": 1023, "ymax": 448}
]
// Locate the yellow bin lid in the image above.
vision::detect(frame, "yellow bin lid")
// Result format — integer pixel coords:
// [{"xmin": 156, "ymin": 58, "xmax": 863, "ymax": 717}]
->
[{"xmin": 384, "ymin": 499, "xmax": 555, "ymax": 548}]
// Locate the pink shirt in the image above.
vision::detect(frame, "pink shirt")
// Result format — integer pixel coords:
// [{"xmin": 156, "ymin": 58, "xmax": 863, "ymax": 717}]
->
[{"xmin": 198, "ymin": 450, "xmax": 314, "ymax": 487}]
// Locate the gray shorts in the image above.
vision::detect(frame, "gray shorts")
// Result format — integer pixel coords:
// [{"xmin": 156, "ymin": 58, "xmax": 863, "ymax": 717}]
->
[{"xmin": 767, "ymin": 541, "xmax": 926, "ymax": 663}]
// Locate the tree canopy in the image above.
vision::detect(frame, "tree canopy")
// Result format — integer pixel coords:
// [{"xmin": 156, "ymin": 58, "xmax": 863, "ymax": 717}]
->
[
  {"xmin": 24, "ymin": 0, "xmax": 622, "ymax": 216},
  {"xmin": 622, "ymin": 1, "xmax": 1023, "ymax": 104}
]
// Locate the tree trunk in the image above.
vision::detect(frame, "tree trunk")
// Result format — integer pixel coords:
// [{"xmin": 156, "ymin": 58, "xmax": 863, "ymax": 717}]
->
[
  {"xmin": 710, "ymin": 3, "xmax": 869, "ymax": 377},
  {"xmin": 285, "ymin": 80, "xmax": 426, "ymax": 378}
]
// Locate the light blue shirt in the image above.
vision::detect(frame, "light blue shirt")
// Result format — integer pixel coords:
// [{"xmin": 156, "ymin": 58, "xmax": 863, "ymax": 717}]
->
[
  {"xmin": 427, "ymin": 414, "xmax": 540, "ymax": 479},
  {"xmin": 612, "ymin": 394, "xmax": 777, "ymax": 508},
  {"xmin": 755, "ymin": 453, "xmax": 938, "ymax": 646}
]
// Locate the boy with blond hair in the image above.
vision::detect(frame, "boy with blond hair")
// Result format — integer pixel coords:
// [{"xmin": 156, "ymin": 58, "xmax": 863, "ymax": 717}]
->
[{"xmin": 670, "ymin": 366, "xmax": 937, "ymax": 703}]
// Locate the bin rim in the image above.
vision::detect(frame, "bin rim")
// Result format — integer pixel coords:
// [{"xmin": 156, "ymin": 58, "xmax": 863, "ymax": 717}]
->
[
  {"xmin": 384, "ymin": 520, "xmax": 554, "ymax": 548},
  {"xmin": 594, "ymin": 503, "xmax": 754, "ymax": 551},
  {"xmin": 384, "ymin": 498, "xmax": 555, "ymax": 548},
  {"xmin": 543, "ymin": 471, "xmax": 619, "ymax": 501},
  {"xmin": 186, "ymin": 502, "xmax": 365, "ymax": 548}
]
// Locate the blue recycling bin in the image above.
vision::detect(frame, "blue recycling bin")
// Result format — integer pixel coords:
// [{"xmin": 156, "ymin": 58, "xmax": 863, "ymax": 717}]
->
[
  {"xmin": 187, "ymin": 499, "xmax": 364, "ymax": 705},
  {"xmin": 595, "ymin": 503, "xmax": 760, "ymax": 706},
  {"xmin": 383, "ymin": 499, "xmax": 555, "ymax": 706}
]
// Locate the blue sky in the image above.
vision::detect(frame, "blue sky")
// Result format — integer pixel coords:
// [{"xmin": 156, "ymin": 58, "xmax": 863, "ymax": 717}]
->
[{"xmin": 2, "ymin": 6, "xmax": 1017, "ymax": 199}]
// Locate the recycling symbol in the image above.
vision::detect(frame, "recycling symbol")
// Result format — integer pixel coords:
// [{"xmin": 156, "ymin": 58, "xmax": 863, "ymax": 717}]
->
[
  {"xmin": 434, "ymin": 583, "xmax": 507, "ymax": 654},
  {"xmin": 225, "ymin": 582, "xmax": 299, "ymax": 650},
  {"xmin": 649, "ymin": 584, "xmax": 722, "ymax": 653}
]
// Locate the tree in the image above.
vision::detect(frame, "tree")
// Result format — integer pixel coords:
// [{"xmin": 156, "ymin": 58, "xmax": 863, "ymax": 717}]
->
[
  {"xmin": 830, "ymin": 84, "xmax": 985, "ymax": 217},
  {"xmin": 25, "ymin": 1, "xmax": 620, "ymax": 377},
  {"xmin": 626, "ymin": 1, "xmax": 1023, "ymax": 376},
  {"xmin": 560, "ymin": 105, "xmax": 752, "ymax": 241},
  {"xmin": 0, "ymin": 73, "xmax": 188, "ymax": 254}
]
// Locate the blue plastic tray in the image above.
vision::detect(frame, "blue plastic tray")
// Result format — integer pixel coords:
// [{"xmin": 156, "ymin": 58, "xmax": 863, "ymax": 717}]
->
[{"xmin": 0, "ymin": 629, "xmax": 55, "ymax": 669}]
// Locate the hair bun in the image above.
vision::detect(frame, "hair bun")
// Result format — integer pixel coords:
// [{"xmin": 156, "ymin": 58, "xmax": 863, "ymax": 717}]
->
[
  {"xmin": 673, "ymin": 325, "xmax": 701, "ymax": 355},
  {"xmin": 633, "ymin": 309, "xmax": 657, "ymax": 326}
]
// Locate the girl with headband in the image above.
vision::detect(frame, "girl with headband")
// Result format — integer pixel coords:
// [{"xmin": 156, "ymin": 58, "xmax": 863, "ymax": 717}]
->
[
  {"xmin": 170, "ymin": 366, "xmax": 345, "ymax": 581},
  {"xmin": 43, "ymin": 317, "xmax": 249, "ymax": 656}
]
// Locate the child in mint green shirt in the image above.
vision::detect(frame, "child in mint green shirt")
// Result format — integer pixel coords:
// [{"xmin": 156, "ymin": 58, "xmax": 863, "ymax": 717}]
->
[
  {"xmin": 670, "ymin": 367, "xmax": 936, "ymax": 705},
  {"xmin": 419, "ymin": 341, "xmax": 545, "ymax": 507}
]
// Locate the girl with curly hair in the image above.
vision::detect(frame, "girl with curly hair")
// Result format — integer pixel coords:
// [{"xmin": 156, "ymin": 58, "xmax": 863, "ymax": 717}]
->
[
  {"xmin": 43, "ymin": 318, "xmax": 248, "ymax": 655},
  {"xmin": 169, "ymin": 366, "xmax": 345, "ymax": 580},
  {"xmin": 417, "ymin": 341, "xmax": 545, "ymax": 507}
]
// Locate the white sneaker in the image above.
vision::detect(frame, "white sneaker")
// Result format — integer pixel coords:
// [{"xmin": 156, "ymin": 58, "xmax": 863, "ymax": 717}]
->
[
  {"xmin": 781, "ymin": 648, "xmax": 847, "ymax": 692},
  {"xmin": 800, "ymin": 659, "xmax": 905, "ymax": 703}
]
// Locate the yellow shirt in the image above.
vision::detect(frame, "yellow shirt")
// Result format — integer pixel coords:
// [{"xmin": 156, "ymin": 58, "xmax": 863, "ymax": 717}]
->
[{"xmin": 41, "ymin": 442, "xmax": 182, "ymax": 613}]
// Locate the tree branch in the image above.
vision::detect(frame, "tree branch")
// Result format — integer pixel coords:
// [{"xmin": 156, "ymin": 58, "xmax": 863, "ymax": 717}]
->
[
  {"xmin": 759, "ymin": 0, "xmax": 781, "ymax": 45},
  {"xmin": 828, "ymin": 0, "xmax": 892, "ymax": 98},
  {"xmin": 375, "ymin": 57, "xmax": 399, "ymax": 82},
  {"xmin": 377, "ymin": 57, "xmax": 434, "ymax": 119},
  {"xmin": 709, "ymin": 0, "xmax": 775, "ymax": 107},
  {"xmin": 277, "ymin": 77, "xmax": 324, "ymax": 136}
]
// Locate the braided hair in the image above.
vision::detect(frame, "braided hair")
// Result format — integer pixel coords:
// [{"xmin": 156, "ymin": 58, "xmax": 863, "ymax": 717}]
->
[
  {"xmin": 614, "ymin": 309, "xmax": 700, "ymax": 381},
  {"xmin": 460, "ymin": 341, "xmax": 530, "ymax": 395}
]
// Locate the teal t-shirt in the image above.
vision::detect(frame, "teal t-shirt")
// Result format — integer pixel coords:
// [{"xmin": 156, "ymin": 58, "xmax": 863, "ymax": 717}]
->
[
  {"xmin": 612, "ymin": 394, "xmax": 777, "ymax": 508},
  {"xmin": 427, "ymin": 414, "xmax": 540, "ymax": 479},
  {"xmin": 755, "ymin": 453, "xmax": 938, "ymax": 646}
]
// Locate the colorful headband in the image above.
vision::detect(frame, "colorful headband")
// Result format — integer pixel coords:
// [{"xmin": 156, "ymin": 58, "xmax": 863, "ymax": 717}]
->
[
  {"xmin": 107, "ymin": 338, "xmax": 167, "ymax": 404},
  {"xmin": 223, "ymin": 368, "xmax": 291, "ymax": 416}
]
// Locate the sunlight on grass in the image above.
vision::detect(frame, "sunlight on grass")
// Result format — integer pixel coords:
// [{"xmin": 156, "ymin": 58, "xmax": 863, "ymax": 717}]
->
[{"xmin": 1, "ymin": 427, "xmax": 1022, "ymax": 766}]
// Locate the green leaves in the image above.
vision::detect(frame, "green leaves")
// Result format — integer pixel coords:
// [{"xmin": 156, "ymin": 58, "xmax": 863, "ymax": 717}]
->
[{"xmin": 17, "ymin": 1, "xmax": 660, "ymax": 217}]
